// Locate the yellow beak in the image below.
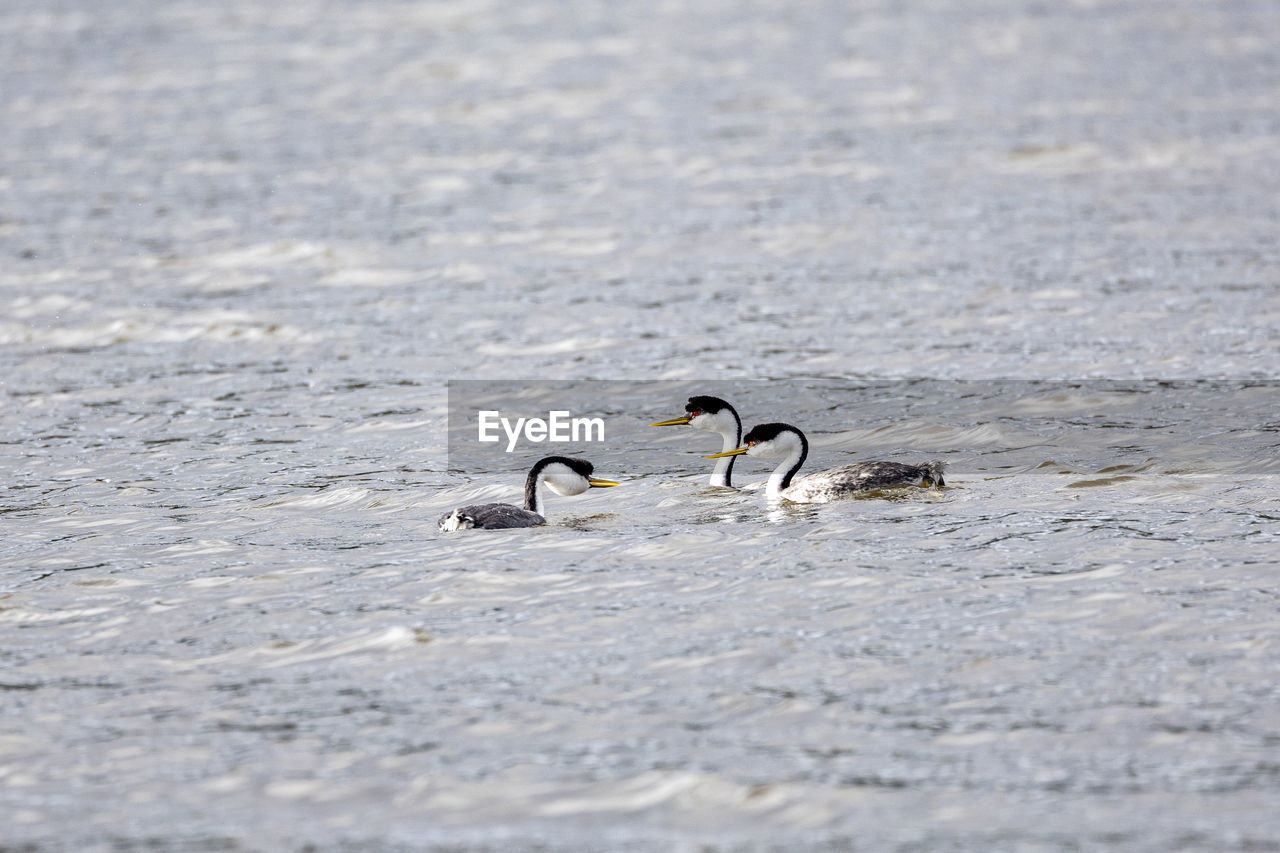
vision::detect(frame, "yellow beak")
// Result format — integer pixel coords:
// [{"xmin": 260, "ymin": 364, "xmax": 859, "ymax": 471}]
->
[
  {"xmin": 649, "ymin": 415, "xmax": 692, "ymax": 427},
  {"xmin": 588, "ymin": 478, "xmax": 621, "ymax": 488},
  {"xmin": 704, "ymin": 447, "xmax": 749, "ymax": 459}
]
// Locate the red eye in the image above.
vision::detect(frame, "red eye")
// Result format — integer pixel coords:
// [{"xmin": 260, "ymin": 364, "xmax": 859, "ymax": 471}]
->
[{"xmin": 690, "ymin": 411, "xmax": 700, "ymax": 417}]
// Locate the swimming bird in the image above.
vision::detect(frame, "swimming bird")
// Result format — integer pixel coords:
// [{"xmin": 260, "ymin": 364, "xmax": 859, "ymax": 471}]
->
[
  {"xmin": 650, "ymin": 395, "xmax": 743, "ymax": 487},
  {"xmin": 706, "ymin": 422, "xmax": 944, "ymax": 503},
  {"xmin": 438, "ymin": 456, "xmax": 619, "ymax": 531}
]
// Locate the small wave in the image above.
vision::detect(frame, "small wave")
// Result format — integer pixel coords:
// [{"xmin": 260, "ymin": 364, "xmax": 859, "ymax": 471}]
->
[
  {"xmin": 472, "ymin": 337, "xmax": 617, "ymax": 357},
  {"xmin": 256, "ymin": 486, "xmax": 377, "ymax": 510},
  {"xmin": 167, "ymin": 625, "xmax": 429, "ymax": 671},
  {"xmin": 344, "ymin": 419, "xmax": 431, "ymax": 434},
  {"xmin": 318, "ymin": 268, "xmax": 421, "ymax": 288},
  {"xmin": 0, "ymin": 310, "xmax": 315, "ymax": 348}
]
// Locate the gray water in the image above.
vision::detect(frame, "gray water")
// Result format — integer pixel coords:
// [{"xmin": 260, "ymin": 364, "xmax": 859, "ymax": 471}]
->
[{"xmin": 3, "ymin": 0, "xmax": 1280, "ymax": 849}]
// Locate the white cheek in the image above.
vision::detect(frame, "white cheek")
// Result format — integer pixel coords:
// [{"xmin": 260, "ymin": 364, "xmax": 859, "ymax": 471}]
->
[
  {"xmin": 544, "ymin": 470, "xmax": 589, "ymax": 496},
  {"xmin": 691, "ymin": 411, "xmax": 734, "ymax": 434}
]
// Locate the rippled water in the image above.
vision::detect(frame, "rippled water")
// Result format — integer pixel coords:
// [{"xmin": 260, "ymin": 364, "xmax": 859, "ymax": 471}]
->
[{"xmin": 4, "ymin": 0, "xmax": 1280, "ymax": 849}]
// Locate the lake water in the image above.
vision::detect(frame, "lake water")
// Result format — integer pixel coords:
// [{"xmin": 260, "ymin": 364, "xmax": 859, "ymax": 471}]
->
[{"xmin": 3, "ymin": 0, "xmax": 1279, "ymax": 850}]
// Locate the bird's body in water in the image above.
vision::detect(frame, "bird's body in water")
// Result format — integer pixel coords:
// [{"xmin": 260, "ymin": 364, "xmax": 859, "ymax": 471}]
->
[
  {"xmin": 708, "ymin": 422, "xmax": 945, "ymax": 503},
  {"xmin": 650, "ymin": 395, "xmax": 742, "ymax": 487},
  {"xmin": 438, "ymin": 456, "xmax": 619, "ymax": 531}
]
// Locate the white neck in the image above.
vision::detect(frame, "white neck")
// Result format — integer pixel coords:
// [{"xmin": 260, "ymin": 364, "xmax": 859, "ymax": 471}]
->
[
  {"xmin": 765, "ymin": 444, "xmax": 805, "ymax": 499},
  {"xmin": 710, "ymin": 428, "xmax": 738, "ymax": 487}
]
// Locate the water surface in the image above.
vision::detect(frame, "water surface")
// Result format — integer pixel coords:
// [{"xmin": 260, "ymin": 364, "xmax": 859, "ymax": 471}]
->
[{"xmin": 3, "ymin": 0, "xmax": 1279, "ymax": 849}]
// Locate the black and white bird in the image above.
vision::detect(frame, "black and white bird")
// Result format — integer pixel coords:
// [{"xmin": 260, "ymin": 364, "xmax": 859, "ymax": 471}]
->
[
  {"xmin": 706, "ymin": 422, "xmax": 944, "ymax": 503},
  {"xmin": 650, "ymin": 395, "xmax": 743, "ymax": 487},
  {"xmin": 438, "ymin": 456, "xmax": 619, "ymax": 531}
]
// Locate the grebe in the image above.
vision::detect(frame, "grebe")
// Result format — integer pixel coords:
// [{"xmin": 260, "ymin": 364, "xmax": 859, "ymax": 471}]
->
[
  {"xmin": 438, "ymin": 456, "xmax": 619, "ymax": 531},
  {"xmin": 650, "ymin": 395, "xmax": 743, "ymax": 487},
  {"xmin": 707, "ymin": 422, "xmax": 944, "ymax": 503}
]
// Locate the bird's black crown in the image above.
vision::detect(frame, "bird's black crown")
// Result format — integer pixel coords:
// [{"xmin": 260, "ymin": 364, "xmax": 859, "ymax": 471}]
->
[
  {"xmin": 685, "ymin": 395, "xmax": 735, "ymax": 416},
  {"xmin": 742, "ymin": 422, "xmax": 801, "ymax": 444},
  {"xmin": 534, "ymin": 455, "xmax": 595, "ymax": 477}
]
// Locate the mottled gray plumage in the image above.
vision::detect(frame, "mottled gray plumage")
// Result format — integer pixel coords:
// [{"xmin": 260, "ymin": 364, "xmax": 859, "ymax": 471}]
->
[
  {"xmin": 438, "ymin": 504, "xmax": 545, "ymax": 531},
  {"xmin": 782, "ymin": 459, "xmax": 945, "ymax": 503}
]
